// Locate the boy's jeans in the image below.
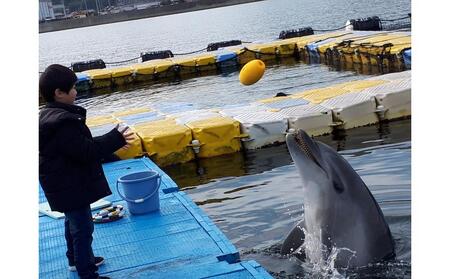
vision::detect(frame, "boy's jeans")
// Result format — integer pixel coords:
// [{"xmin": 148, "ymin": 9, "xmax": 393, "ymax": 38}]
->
[{"xmin": 64, "ymin": 205, "xmax": 99, "ymax": 279}]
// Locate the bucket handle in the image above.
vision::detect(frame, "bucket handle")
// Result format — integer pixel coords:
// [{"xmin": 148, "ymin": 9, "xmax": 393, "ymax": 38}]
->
[{"xmin": 116, "ymin": 175, "xmax": 161, "ymax": 204}]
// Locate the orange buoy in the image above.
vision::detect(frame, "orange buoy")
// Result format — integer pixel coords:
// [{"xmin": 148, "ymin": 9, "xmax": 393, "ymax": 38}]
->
[{"xmin": 239, "ymin": 59, "xmax": 266, "ymax": 86}]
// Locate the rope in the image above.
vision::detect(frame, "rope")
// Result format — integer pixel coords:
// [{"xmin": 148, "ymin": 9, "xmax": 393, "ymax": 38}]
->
[
  {"xmin": 242, "ymin": 48, "xmax": 280, "ymax": 57},
  {"xmin": 333, "ymin": 32, "xmax": 407, "ymax": 49},
  {"xmin": 239, "ymin": 47, "xmax": 296, "ymax": 58},
  {"xmin": 380, "ymin": 15, "xmax": 411, "ymax": 22},
  {"xmin": 40, "ymin": 15, "xmax": 410, "ymax": 73},
  {"xmin": 313, "ymin": 24, "xmax": 351, "ymax": 32},
  {"xmin": 172, "ymin": 47, "xmax": 207, "ymax": 56},
  {"xmin": 104, "ymin": 56, "xmax": 141, "ymax": 65},
  {"xmin": 313, "ymin": 14, "xmax": 410, "ymax": 32},
  {"xmin": 312, "ymin": 32, "xmax": 353, "ymax": 44},
  {"xmin": 242, "ymin": 47, "xmax": 275, "ymax": 56},
  {"xmin": 217, "ymin": 55, "xmax": 239, "ymax": 64}
]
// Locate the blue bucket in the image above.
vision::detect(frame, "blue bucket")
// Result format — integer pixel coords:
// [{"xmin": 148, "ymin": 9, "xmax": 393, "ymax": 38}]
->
[{"xmin": 116, "ymin": 171, "xmax": 161, "ymax": 215}]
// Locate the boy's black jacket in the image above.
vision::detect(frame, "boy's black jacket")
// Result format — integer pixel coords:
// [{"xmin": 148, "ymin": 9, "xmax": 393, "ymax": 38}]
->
[{"xmin": 39, "ymin": 102, "xmax": 126, "ymax": 212}]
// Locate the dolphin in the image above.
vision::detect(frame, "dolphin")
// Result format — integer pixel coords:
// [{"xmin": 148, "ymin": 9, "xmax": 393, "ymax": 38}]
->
[{"xmin": 281, "ymin": 129, "xmax": 395, "ymax": 268}]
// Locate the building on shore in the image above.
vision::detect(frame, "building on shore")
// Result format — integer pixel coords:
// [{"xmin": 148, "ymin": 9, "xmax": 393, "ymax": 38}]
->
[
  {"xmin": 39, "ymin": 0, "xmax": 55, "ymax": 21},
  {"xmin": 52, "ymin": 2, "xmax": 67, "ymax": 18},
  {"xmin": 39, "ymin": 0, "xmax": 201, "ymax": 21}
]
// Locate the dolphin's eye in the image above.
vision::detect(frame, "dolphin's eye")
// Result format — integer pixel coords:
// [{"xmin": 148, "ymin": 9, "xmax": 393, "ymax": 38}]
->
[{"xmin": 333, "ymin": 181, "xmax": 344, "ymax": 193}]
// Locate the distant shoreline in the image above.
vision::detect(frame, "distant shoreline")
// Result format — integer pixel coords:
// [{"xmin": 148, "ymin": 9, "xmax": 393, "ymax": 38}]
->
[{"xmin": 39, "ymin": 0, "xmax": 264, "ymax": 33}]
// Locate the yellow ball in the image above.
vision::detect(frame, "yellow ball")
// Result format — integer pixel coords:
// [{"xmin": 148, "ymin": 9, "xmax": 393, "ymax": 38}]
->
[{"xmin": 239, "ymin": 59, "xmax": 266, "ymax": 86}]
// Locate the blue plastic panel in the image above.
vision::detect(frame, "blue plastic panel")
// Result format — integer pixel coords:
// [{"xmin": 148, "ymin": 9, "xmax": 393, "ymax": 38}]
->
[
  {"xmin": 39, "ymin": 183, "xmax": 47, "ymax": 204},
  {"xmin": 306, "ymin": 43, "xmax": 320, "ymax": 57},
  {"xmin": 39, "ymin": 158, "xmax": 271, "ymax": 279},
  {"xmin": 216, "ymin": 51, "xmax": 237, "ymax": 63},
  {"xmin": 403, "ymin": 49, "xmax": 411, "ymax": 67},
  {"xmin": 75, "ymin": 72, "xmax": 90, "ymax": 82},
  {"xmin": 175, "ymin": 192, "xmax": 238, "ymax": 261},
  {"xmin": 105, "ymin": 258, "xmax": 272, "ymax": 279},
  {"xmin": 40, "ymin": 194, "xmax": 238, "ymax": 278}
]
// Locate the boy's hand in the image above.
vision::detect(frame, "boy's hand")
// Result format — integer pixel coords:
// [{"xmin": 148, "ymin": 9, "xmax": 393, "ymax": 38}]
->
[{"xmin": 115, "ymin": 125, "xmax": 135, "ymax": 150}]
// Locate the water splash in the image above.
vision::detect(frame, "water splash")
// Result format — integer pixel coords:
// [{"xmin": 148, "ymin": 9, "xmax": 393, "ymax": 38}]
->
[
  {"xmin": 292, "ymin": 227, "xmax": 356, "ymax": 279},
  {"xmin": 241, "ymin": 241, "xmax": 410, "ymax": 279}
]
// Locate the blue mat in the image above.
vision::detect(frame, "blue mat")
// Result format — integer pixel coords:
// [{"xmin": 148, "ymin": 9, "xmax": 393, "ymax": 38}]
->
[
  {"xmin": 39, "ymin": 158, "xmax": 272, "ymax": 279},
  {"xmin": 106, "ymin": 258, "xmax": 272, "ymax": 279}
]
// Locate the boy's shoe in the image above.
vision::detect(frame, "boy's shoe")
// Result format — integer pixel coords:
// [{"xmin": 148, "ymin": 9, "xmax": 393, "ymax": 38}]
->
[{"xmin": 68, "ymin": 256, "xmax": 105, "ymax": 271}]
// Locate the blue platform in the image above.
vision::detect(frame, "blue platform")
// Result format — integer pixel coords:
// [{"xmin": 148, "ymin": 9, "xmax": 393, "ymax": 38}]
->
[
  {"xmin": 75, "ymin": 72, "xmax": 91, "ymax": 92},
  {"xmin": 39, "ymin": 157, "xmax": 272, "ymax": 278},
  {"xmin": 403, "ymin": 48, "xmax": 411, "ymax": 68},
  {"xmin": 216, "ymin": 51, "xmax": 239, "ymax": 71}
]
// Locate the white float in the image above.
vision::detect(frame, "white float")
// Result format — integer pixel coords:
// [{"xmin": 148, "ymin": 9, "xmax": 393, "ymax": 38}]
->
[
  {"xmin": 321, "ymin": 91, "xmax": 379, "ymax": 130},
  {"xmin": 371, "ymin": 70, "xmax": 411, "ymax": 81},
  {"xmin": 279, "ymin": 104, "xmax": 333, "ymax": 136},
  {"xmin": 363, "ymin": 77, "xmax": 411, "ymax": 120},
  {"xmin": 232, "ymin": 110, "xmax": 289, "ymax": 149}
]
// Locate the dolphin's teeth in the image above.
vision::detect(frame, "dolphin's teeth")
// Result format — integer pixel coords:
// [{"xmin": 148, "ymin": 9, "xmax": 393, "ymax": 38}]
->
[{"xmin": 295, "ymin": 132, "xmax": 315, "ymax": 162}]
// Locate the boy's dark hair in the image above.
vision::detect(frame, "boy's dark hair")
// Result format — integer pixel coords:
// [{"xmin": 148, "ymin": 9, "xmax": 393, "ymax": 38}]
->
[{"xmin": 39, "ymin": 64, "xmax": 77, "ymax": 102}]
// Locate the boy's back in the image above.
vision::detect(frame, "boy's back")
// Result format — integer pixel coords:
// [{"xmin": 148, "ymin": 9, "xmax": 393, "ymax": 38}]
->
[{"xmin": 39, "ymin": 64, "xmax": 134, "ymax": 279}]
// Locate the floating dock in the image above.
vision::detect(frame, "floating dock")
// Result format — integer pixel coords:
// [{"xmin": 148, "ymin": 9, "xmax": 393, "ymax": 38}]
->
[
  {"xmin": 87, "ymin": 70, "xmax": 411, "ymax": 166},
  {"xmin": 39, "ymin": 157, "xmax": 272, "ymax": 278},
  {"xmin": 73, "ymin": 30, "xmax": 411, "ymax": 94}
]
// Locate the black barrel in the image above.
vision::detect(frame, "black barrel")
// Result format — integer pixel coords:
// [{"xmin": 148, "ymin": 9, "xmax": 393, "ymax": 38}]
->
[
  {"xmin": 278, "ymin": 27, "xmax": 314, "ymax": 40},
  {"xmin": 349, "ymin": 16, "xmax": 382, "ymax": 31},
  {"xmin": 71, "ymin": 59, "xmax": 106, "ymax": 73},
  {"xmin": 141, "ymin": 50, "xmax": 174, "ymax": 62},
  {"xmin": 207, "ymin": 40, "xmax": 242, "ymax": 52}
]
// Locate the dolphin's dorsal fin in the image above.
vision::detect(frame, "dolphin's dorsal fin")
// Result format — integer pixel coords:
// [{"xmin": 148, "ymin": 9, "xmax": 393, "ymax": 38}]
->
[{"xmin": 281, "ymin": 219, "xmax": 306, "ymax": 256}]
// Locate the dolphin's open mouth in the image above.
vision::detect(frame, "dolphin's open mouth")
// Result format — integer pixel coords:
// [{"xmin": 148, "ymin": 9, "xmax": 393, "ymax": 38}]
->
[{"xmin": 294, "ymin": 131, "xmax": 322, "ymax": 169}]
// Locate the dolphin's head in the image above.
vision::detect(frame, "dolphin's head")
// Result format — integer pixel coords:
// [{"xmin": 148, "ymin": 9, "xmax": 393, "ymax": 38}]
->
[
  {"xmin": 286, "ymin": 129, "xmax": 342, "ymax": 202},
  {"xmin": 285, "ymin": 129, "xmax": 395, "ymax": 267},
  {"xmin": 285, "ymin": 130, "xmax": 341, "ymax": 228}
]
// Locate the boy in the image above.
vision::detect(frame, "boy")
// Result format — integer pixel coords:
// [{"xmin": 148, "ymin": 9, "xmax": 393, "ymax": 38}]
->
[{"xmin": 39, "ymin": 64, "xmax": 134, "ymax": 279}]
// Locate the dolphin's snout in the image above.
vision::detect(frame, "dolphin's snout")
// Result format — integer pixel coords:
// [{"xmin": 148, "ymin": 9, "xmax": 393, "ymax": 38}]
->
[
  {"xmin": 286, "ymin": 129, "xmax": 307, "ymax": 142},
  {"xmin": 286, "ymin": 130, "xmax": 313, "ymax": 160},
  {"xmin": 286, "ymin": 129, "xmax": 326, "ymax": 173}
]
